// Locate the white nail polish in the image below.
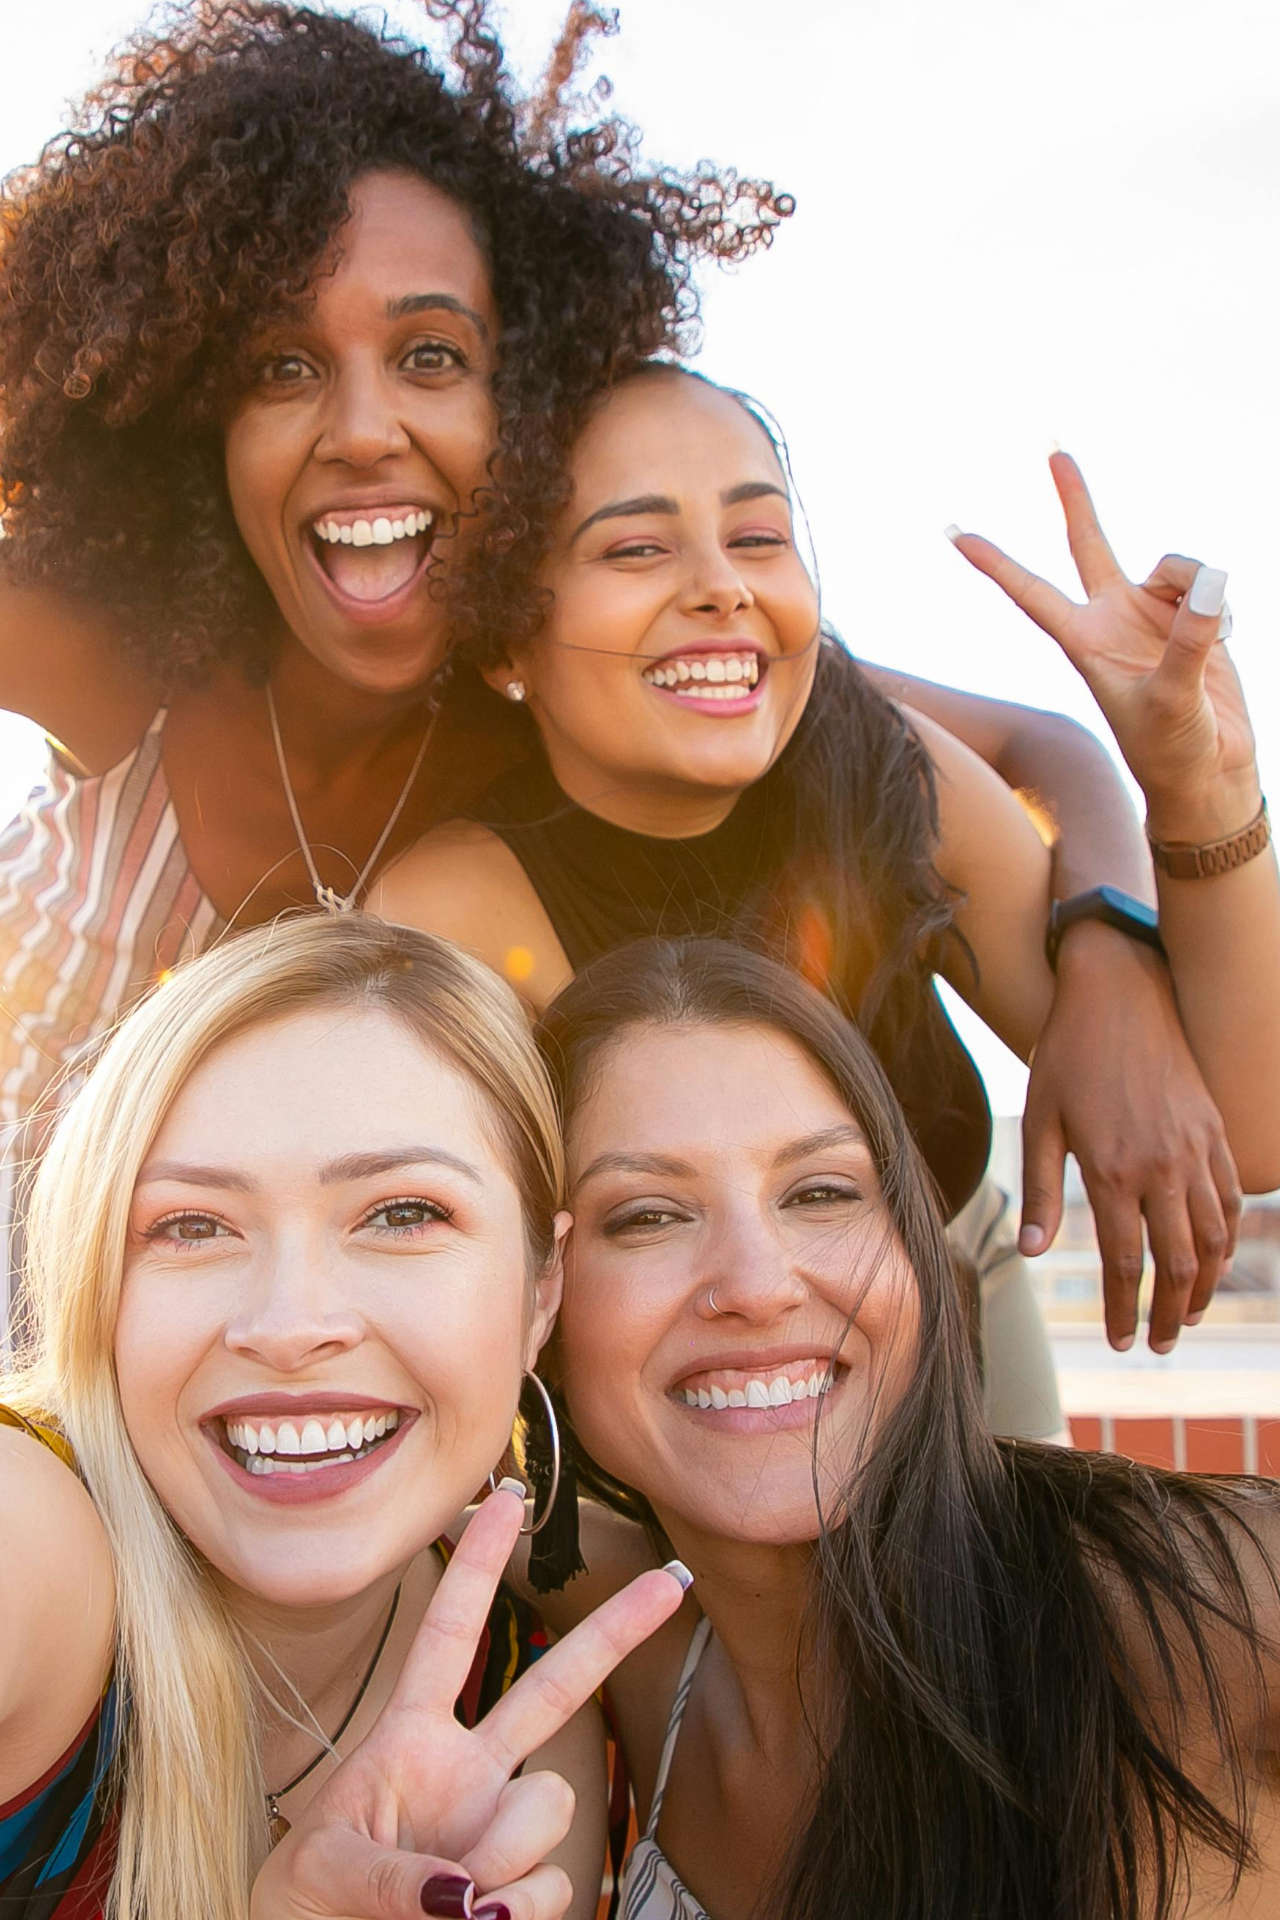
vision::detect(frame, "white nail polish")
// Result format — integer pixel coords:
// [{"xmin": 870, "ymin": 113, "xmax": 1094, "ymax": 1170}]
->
[
  {"xmin": 496, "ymin": 1476, "xmax": 526, "ymax": 1499},
  {"xmin": 943, "ymin": 523, "xmax": 962, "ymax": 543},
  {"xmin": 1188, "ymin": 564, "xmax": 1227, "ymax": 617},
  {"xmin": 662, "ymin": 1559, "xmax": 694, "ymax": 1591},
  {"xmin": 1216, "ymin": 602, "xmax": 1233, "ymax": 642}
]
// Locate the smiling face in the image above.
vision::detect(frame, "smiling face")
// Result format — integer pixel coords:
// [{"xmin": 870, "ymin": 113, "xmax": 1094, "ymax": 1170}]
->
[
  {"xmin": 115, "ymin": 1003, "xmax": 554, "ymax": 1607},
  {"xmin": 224, "ymin": 169, "xmax": 499, "ymax": 697},
  {"xmin": 558, "ymin": 1021, "xmax": 920, "ymax": 1548},
  {"xmin": 497, "ymin": 371, "xmax": 821, "ymax": 826}
]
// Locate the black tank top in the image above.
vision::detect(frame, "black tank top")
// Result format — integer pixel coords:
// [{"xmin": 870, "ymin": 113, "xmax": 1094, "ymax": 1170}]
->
[{"xmin": 470, "ymin": 754, "xmax": 991, "ymax": 1216}]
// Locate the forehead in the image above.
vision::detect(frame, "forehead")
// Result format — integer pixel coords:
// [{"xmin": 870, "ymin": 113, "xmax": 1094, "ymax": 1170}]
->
[
  {"xmin": 145, "ymin": 1003, "xmax": 503, "ymax": 1177},
  {"xmin": 569, "ymin": 1020, "xmax": 863, "ymax": 1164},
  {"xmin": 309, "ymin": 168, "xmax": 494, "ymax": 316},
  {"xmin": 570, "ymin": 376, "xmax": 786, "ymax": 498}
]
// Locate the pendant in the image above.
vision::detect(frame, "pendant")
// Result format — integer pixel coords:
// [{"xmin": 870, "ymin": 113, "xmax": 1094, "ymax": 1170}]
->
[{"xmin": 266, "ymin": 1796, "xmax": 291, "ymax": 1848}]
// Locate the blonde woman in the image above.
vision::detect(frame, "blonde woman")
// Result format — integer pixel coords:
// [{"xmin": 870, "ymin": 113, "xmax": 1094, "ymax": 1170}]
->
[{"xmin": 0, "ymin": 916, "xmax": 686, "ymax": 1920}]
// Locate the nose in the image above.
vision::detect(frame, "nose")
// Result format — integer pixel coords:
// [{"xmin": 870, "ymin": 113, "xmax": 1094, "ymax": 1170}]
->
[
  {"xmin": 678, "ymin": 542, "xmax": 755, "ymax": 620},
  {"xmin": 223, "ymin": 1231, "xmax": 364, "ymax": 1371},
  {"xmin": 694, "ymin": 1201, "xmax": 807, "ymax": 1325},
  {"xmin": 314, "ymin": 361, "xmax": 412, "ymax": 469}
]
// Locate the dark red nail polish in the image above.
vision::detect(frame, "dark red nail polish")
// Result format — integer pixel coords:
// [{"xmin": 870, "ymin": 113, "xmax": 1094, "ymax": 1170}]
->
[
  {"xmin": 420, "ymin": 1873, "xmax": 474, "ymax": 1916},
  {"xmin": 475, "ymin": 1905, "xmax": 511, "ymax": 1919}
]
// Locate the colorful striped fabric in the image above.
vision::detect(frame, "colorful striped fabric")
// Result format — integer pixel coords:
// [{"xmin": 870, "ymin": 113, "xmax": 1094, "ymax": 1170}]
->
[
  {"xmin": 617, "ymin": 1618, "xmax": 712, "ymax": 1920},
  {"xmin": 0, "ymin": 712, "xmax": 222, "ymax": 1330}
]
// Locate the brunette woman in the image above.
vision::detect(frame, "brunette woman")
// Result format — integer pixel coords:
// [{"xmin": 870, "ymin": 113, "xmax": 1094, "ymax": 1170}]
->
[
  {"xmin": 535, "ymin": 937, "xmax": 1280, "ymax": 1920},
  {"xmin": 375, "ymin": 365, "xmax": 1277, "ymax": 1359}
]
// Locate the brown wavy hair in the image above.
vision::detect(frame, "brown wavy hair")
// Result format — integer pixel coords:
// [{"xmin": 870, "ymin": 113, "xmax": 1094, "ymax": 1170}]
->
[{"xmin": 0, "ymin": 0, "xmax": 791, "ymax": 683}]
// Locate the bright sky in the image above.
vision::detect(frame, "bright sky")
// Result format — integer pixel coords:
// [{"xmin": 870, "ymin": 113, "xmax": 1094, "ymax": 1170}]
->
[{"xmin": 3, "ymin": 0, "xmax": 1278, "ymax": 1113}]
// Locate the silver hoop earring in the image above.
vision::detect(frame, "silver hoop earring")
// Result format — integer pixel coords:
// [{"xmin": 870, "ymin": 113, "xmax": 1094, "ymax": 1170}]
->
[
  {"xmin": 488, "ymin": 1370, "xmax": 561, "ymax": 1536},
  {"xmin": 505, "ymin": 679, "xmax": 527, "ymax": 703}
]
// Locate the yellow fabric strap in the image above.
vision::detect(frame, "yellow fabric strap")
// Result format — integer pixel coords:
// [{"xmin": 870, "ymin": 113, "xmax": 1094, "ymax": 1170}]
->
[{"xmin": 0, "ymin": 1402, "xmax": 77, "ymax": 1471}]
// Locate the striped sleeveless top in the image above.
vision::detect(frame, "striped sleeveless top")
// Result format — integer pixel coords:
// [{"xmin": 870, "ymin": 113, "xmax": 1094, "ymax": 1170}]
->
[
  {"xmin": 0, "ymin": 711, "xmax": 222, "ymax": 1324},
  {"xmin": 617, "ymin": 1616, "xmax": 713, "ymax": 1920}
]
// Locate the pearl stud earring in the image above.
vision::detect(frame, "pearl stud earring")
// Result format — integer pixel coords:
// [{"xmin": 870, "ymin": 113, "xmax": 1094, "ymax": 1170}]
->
[{"xmin": 505, "ymin": 679, "xmax": 527, "ymax": 703}]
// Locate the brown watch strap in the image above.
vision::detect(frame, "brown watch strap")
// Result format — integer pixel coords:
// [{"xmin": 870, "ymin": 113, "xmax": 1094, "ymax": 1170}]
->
[{"xmin": 1148, "ymin": 798, "xmax": 1270, "ymax": 879}]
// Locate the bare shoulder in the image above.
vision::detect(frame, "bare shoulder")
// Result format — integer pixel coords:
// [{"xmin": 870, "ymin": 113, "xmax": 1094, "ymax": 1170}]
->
[
  {"xmin": 0, "ymin": 582, "xmax": 156, "ymax": 769},
  {"xmin": 0, "ymin": 1422, "xmax": 116, "ymax": 1799},
  {"xmin": 370, "ymin": 820, "xmax": 571, "ymax": 1009}
]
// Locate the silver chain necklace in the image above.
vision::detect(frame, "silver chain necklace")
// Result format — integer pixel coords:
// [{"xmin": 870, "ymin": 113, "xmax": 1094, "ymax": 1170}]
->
[{"xmin": 266, "ymin": 685, "xmax": 432, "ymax": 915}]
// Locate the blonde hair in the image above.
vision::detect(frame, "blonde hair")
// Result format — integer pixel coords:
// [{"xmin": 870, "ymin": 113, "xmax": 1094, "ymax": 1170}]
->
[{"xmin": 7, "ymin": 914, "xmax": 562, "ymax": 1920}]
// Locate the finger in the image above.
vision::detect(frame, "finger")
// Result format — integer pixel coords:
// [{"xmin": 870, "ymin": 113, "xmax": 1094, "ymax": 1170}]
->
[
  {"xmin": 1139, "ymin": 553, "xmax": 1200, "ymax": 603},
  {"xmin": 1086, "ymin": 1182, "xmax": 1145, "ymax": 1351},
  {"xmin": 460, "ymin": 1772, "xmax": 575, "ymax": 1893},
  {"xmin": 1018, "ymin": 1105, "xmax": 1066, "ymax": 1258},
  {"xmin": 1047, "ymin": 451, "xmax": 1125, "ymax": 595},
  {"xmin": 945, "ymin": 529, "xmax": 1082, "ymax": 654},
  {"xmin": 1143, "ymin": 1189, "xmax": 1200, "ymax": 1353},
  {"xmin": 268, "ymin": 1827, "xmax": 478, "ymax": 1920},
  {"xmin": 477, "ymin": 1567, "xmax": 689, "ymax": 1773},
  {"xmin": 1152, "ymin": 563, "xmax": 1227, "ymax": 700},
  {"xmin": 472, "ymin": 1862, "xmax": 573, "ymax": 1920},
  {"xmin": 391, "ymin": 1483, "xmax": 526, "ymax": 1716},
  {"xmin": 1186, "ymin": 1140, "xmax": 1243, "ymax": 1326},
  {"xmin": 1184, "ymin": 1174, "xmax": 1230, "ymax": 1323}
]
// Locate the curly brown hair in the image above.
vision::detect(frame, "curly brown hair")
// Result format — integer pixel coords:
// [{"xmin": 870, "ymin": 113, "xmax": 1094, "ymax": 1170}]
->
[{"xmin": 0, "ymin": 0, "xmax": 791, "ymax": 683}]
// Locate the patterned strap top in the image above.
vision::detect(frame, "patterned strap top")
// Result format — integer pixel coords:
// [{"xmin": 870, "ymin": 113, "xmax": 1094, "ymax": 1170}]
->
[
  {"xmin": 617, "ymin": 1617, "xmax": 713, "ymax": 1920},
  {"xmin": 0, "ymin": 1406, "xmax": 119, "ymax": 1920}
]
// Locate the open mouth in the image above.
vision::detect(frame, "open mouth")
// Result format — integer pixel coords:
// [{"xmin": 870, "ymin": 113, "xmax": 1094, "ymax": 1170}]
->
[
  {"xmin": 309, "ymin": 507, "xmax": 439, "ymax": 606},
  {"xmin": 641, "ymin": 650, "xmax": 765, "ymax": 703},
  {"xmin": 217, "ymin": 1407, "xmax": 405, "ymax": 1477},
  {"xmin": 673, "ymin": 1358, "xmax": 844, "ymax": 1413}
]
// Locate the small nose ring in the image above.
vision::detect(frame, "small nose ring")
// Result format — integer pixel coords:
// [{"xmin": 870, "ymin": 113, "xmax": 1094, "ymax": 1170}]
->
[{"xmin": 706, "ymin": 1286, "xmax": 724, "ymax": 1316}]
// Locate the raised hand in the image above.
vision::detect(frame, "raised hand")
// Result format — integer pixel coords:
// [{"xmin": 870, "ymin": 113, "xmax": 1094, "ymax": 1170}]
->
[
  {"xmin": 251, "ymin": 1484, "xmax": 689, "ymax": 1920},
  {"xmin": 948, "ymin": 453, "xmax": 1261, "ymax": 840}
]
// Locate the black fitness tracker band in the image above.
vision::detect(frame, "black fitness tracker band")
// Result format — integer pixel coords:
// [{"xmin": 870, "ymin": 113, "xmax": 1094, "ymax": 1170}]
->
[{"xmin": 1044, "ymin": 885, "xmax": 1165, "ymax": 972}]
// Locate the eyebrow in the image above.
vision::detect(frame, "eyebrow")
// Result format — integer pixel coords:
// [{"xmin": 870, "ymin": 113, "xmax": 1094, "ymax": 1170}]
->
[
  {"xmin": 136, "ymin": 1147, "xmax": 484, "ymax": 1191},
  {"xmin": 385, "ymin": 292, "xmax": 490, "ymax": 340},
  {"xmin": 570, "ymin": 479, "xmax": 789, "ymax": 544},
  {"xmin": 574, "ymin": 1125, "xmax": 867, "ymax": 1189}
]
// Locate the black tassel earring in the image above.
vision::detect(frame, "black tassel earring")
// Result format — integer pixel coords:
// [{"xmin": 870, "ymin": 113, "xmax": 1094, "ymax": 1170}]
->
[{"xmin": 521, "ymin": 1372, "xmax": 586, "ymax": 1595}]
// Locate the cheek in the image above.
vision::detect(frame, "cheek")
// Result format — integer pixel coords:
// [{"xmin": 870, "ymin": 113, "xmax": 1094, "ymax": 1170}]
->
[{"xmin": 113, "ymin": 1277, "xmax": 213, "ymax": 1471}]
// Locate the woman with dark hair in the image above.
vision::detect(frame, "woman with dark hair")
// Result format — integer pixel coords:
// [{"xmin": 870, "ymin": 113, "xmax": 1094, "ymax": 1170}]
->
[
  {"xmin": 374, "ymin": 363, "xmax": 1279, "ymax": 1365},
  {"xmin": 0, "ymin": 0, "xmax": 791, "ymax": 1316},
  {"xmin": 530, "ymin": 935, "xmax": 1280, "ymax": 1920}
]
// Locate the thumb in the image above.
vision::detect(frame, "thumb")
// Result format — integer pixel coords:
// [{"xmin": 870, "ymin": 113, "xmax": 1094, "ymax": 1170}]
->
[
  {"xmin": 1156, "ymin": 563, "xmax": 1227, "ymax": 695},
  {"xmin": 1020, "ymin": 1107, "xmax": 1066, "ymax": 1257},
  {"xmin": 257, "ymin": 1826, "xmax": 479, "ymax": 1919}
]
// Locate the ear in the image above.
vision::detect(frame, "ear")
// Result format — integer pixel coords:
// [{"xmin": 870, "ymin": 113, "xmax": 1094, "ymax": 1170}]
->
[
  {"xmin": 524, "ymin": 1209, "xmax": 570, "ymax": 1368},
  {"xmin": 480, "ymin": 654, "xmax": 530, "ymax": 702}
]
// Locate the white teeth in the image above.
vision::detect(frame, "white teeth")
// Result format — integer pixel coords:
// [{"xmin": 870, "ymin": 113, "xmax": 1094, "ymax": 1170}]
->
[
  {"xmin": 705, "ymin": 658, "xmax": 726, "ymax": 683},
  {"xmin": 298, "ymin": 1418, "xmax": 327, "ymax": 1453},
  {"xmin": 346, "ymin": 1416, "xmax": 365, "ymax": 1449},
  {"xmin": 678, "ymin": 1366, "xmax": 834, "ymax": 1415},
  {"xmin": 225, "ymin": 1408, "xmax": 400, "ymax": 1465},
  {"xmin": 676, "ymin": 660, "xmax": 691, "ymax": 682},
  {"xmin": 313, "ymin": 510, "xmax": 435, "ymax": 545},
  {"xmin": 725, "ymin": 658, "xmax": 744, "ymax": 682},
  {"xmin": 689, "ymin": 660, "xmax": 707, "ymax": 681},
  {"xmin": 327, "ymin": 1418, "xmax": 348, "ymax": 1449},
  {"xmin": 276, "ymin": 1421, "xmax": 302, "ymax": 1455}
]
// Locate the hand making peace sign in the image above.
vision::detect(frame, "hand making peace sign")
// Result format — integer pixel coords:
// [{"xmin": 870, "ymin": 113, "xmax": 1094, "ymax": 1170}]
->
[
  {"xmin": 251, "ymin": 1484, "xmax": 689, "ymax": 1920},
  {"xmin": 949, "ymin": 452, "xmax": 1260, "ymax": 840}
]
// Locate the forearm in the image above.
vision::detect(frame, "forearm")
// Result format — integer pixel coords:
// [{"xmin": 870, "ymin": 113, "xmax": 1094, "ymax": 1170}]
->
[
  {"xmin": 864, "ymin": 664, "xmax": 1154, "ymax": 903},
  {"xmin": 1147, "ymin": 778, "xmax": 1280, "ymax": 1192}
]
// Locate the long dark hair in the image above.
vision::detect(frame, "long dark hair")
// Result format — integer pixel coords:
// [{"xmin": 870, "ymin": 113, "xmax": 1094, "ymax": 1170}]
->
[{"xmin": 538, "ymin": 937, "xmax": 1277, "ymax": 1920}]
